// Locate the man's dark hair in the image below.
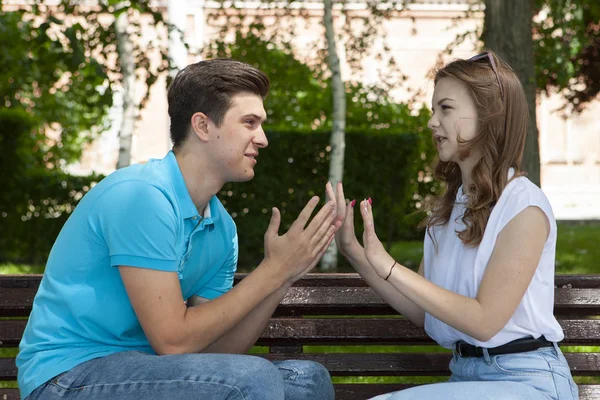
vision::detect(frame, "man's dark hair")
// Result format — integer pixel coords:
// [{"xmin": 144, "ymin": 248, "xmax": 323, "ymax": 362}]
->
[{"xmin": 167, "ymin": 59, "xmax": 270, "ymax": 148}]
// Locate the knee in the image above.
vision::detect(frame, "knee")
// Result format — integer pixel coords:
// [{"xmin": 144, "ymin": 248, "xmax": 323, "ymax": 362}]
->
[
  {"xmin": 246, "ymin": 356, "xmax": 282, "ymax": 380},
  {"xmin": 279, "ymin": 360, "xmax": 334, "ymax": 400},
  {"xmin": 238, "ymin": 356, "xmax": 285, "ymax": 396}
]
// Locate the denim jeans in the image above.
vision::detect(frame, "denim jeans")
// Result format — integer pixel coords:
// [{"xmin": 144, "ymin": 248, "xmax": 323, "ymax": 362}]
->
[
  {"xmin": 370, "ymin": 343, "xmax": 578, "ymax": 400},
  {"xmin": 25, "ymin": 351, "xmax": 334, "ymax": 400}
]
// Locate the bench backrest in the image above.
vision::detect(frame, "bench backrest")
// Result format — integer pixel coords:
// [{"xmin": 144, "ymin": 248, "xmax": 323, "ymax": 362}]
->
[{"xmin": 2, "ymin": 273, "xmax": 600, "ymax": 400}]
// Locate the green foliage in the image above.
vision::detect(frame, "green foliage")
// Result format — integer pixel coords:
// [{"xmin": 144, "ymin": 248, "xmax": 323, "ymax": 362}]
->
[
  {"xmin": 0, "ymin": 1, "xmax": 172, "ymax": 264},
  {"xmin": 555, "ymin": 221, "xmax": 600, "ymax": 274},
  {"xmin": 534, "ymin": 0, "xmax": 600, "ymax": 111},
  {"xmin": 444, "ymin": 0, "xmax": 598, "ymax": 112},
  {"xmin": 49, "ymin": 0, "xmax": 172, "ymax": 108},
  {"xmin": 0, "ymin": 8, "xmax": 109, "ymax": 264},
  {"xmin": 219, "ymin": 129, "xmax": 435, "ymax": 268},
  {"xmin": 0, "ymin": 9, "xmax": 112, "ymax": 169},
  {"xmin": 206, "ymin": 29, "xmax": 430, "ymax": 135},
  {"xmin": 206, "ymin": 1, "xmax": 410, "ymax": 87},
  {"xmin": 0, "ymin": 170, "xmax": 102, "ymax": 265},
  {"xmin": 205, "ymin": 28, "xmax": 329, "ymax": 130}
]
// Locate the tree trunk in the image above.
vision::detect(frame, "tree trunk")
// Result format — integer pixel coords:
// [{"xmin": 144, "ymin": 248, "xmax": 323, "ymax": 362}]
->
[
  {"xmin": 115, "ymin": 8, "xmax": 136, "ymax": 169},
  {"xmin": 482, "ymin": 0, "xmax": 540, "ymax": 186},
  {"xmin": 320, "ymin": 0, "xmax": 346, "ymax": 272}
]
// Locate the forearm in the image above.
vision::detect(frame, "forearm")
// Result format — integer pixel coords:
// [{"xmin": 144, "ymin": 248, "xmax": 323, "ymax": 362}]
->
[
  {"xmin": 386, "ymin": 263, "xmax": 492, "ymax": 341},
  {"xmin": 201, "ymin": 283, "xmax": 289, "ymax": 354},
  {"xmin": 167, "ymin": 261, "xmax": 285, "ymax": 354},
  {"xmin": 343, "ymin": 244, "xmax": 425, "ymax": 327}
]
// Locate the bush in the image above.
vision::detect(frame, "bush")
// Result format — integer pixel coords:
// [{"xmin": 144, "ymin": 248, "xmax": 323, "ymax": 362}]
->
[{"xmin": 0, "ymin": 171, "xmax": 103, "ymax": 265}]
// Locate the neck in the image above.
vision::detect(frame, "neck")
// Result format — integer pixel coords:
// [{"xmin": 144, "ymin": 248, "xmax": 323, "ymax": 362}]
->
[
  {"xmin": 457, "ymin": 157, "xmax": 478, "ymax": 193},
  {"xmin": 174, "ymin": 147, "xmax": 224, "ymax": 214}
]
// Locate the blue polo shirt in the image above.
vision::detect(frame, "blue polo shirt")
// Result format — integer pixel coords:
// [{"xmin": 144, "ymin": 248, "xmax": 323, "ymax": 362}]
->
[{"xmin": 17, "ymin": 151, "xmax": 238, "ymax": 399}]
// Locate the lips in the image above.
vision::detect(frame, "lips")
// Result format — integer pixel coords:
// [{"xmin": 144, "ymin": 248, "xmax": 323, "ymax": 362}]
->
[{"xmin": 433, "ymin": 135, "xmax": 447, "ymax": 145}]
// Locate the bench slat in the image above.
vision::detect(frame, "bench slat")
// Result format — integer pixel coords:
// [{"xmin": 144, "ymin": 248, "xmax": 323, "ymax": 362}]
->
[
  {"xmin": 3, "ymin": 274, "xmax": 600, "ymax": 289},
  {"xmin": 3, "ymin": 287, "xmax": 600, "ymax": 317},
  {"xmin": 3, "ymin": 319, "xmax": 600, "ymax": 348},
  {"xmin": 259, "ymin": 318, "xmax": 600, "ymax": 345}
]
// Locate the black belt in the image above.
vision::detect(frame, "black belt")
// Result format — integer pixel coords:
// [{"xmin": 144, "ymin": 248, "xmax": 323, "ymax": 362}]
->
[{"xmin": 454, "ymin": 336, "xmax": 554, "ymax": 358}]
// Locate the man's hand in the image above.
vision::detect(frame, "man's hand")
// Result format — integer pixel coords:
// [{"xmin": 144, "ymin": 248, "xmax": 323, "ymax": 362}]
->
[{"xmin": 263, "ymin": 196, "xmax": 340, "ymax": 285}]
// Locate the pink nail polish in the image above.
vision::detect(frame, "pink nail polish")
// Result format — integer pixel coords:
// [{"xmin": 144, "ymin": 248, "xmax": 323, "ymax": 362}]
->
[
  {"xmin": 350, "ymin": 199, "xmax": 356, "ymax": 207},
  {"xmin": 368, "ymin": 197, "xmax": 372, "ymax": 205}
]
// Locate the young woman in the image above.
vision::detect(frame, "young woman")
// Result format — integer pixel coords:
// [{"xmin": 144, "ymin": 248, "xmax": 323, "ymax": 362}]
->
[{"xmin": 326, "ymin": 51, "xmax": 578, "ymax": 400}]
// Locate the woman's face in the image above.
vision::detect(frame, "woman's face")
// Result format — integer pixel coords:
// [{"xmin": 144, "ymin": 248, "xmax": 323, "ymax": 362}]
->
[{"xmin": 427, "ymin": 76, "xmax": 479, "ymax": 164}]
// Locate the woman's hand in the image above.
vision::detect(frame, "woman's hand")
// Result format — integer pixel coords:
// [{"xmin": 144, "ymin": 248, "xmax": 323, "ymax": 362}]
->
[
  {"xmin": 358, "ymin": 198, "xmax": 396, "ymax": 279},
  {"xmin": 325, "ymin": 181, "xmax": 360, "ymax": 257}
]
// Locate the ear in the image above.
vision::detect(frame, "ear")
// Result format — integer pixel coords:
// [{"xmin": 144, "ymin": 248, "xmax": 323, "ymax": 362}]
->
[{"xmin": 190, "ymin": 112, "xmax": 210, "ymax": 142}]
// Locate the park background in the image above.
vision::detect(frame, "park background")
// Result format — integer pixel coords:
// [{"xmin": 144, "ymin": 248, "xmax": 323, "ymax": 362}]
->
[{"xmin": 1, "ymin": 0, "xmax": 599, "ymax": 389}]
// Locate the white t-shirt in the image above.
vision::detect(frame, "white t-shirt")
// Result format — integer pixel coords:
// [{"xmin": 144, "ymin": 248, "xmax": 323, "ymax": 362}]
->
[{"xmin": 423, "ymin": 172, "xmax": 564, "ymax": 349}]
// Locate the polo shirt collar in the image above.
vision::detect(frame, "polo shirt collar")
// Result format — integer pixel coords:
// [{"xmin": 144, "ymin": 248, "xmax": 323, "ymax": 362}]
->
[{"xmin": 164, "ymin": 150, "xmax": 219, "ymax": 223}]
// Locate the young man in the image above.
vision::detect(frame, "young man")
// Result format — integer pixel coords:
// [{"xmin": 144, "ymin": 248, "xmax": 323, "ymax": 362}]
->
[{"xmin": 17, "ymin": 59, "xmax": 338, "ymax": 400}]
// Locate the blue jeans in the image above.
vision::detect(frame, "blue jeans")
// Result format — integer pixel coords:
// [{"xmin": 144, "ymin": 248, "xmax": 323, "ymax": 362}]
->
[
  {"xmin": 25, "ymin": 351, "xmax": 334, "ymax": 400},
  {"xmin": 370, "ymin": 343, "xmax": 578, "ymax": 400}
]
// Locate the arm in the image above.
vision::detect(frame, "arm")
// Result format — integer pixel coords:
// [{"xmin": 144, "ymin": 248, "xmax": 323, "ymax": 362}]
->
[
  {"xmin": 185, "ymin": 235, "xmax": 289, "ymax": 354},
  {"xmin": 187, "ymin": 284, "xmax": 288, "ymax": 354},
  {"xmin": 120, "ymin": 196, "xmax": 339, "ymax": 355},
  {"xmin": 359, "ymin": 199, "xmax": 550, "ymax": 342},
  {"xmin": 326, "ymin": 182, "xmax": 425, "ymax": 327}
]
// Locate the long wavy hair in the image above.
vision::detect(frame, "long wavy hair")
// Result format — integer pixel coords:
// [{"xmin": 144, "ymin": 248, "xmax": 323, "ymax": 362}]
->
[{"xmin": 421, "ymin": 51, "xmax": 529, "ymax": 246}]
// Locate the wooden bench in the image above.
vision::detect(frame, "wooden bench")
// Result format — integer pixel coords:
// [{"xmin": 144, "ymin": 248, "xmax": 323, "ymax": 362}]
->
[{"xmin": 2, "ymin": 273, "xmax": 600, "ymax": 399}]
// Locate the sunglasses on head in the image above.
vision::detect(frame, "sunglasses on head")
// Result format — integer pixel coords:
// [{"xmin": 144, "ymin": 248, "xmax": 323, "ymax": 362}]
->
[{"xmin": 468, "ymin": 52, "xmax": 505, "ymax": 100}]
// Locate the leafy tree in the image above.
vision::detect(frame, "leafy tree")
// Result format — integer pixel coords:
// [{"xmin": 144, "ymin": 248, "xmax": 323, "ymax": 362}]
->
[
  {"xmin": 534, "ymin": 0, "xmax": 600, "ymax": 112},
  {"xmin": 448, "ymin": 0, "xmax": 599, "ymax": 185},
  {"xmin": 0, "ymin": 0, "xmax": 173, "ymax": 263}
]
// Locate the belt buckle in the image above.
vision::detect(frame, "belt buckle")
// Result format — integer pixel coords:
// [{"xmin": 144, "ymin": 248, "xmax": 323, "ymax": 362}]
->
[{"xmin": 456, "ymin": 342, "xmax": 463, "ymax": 357}]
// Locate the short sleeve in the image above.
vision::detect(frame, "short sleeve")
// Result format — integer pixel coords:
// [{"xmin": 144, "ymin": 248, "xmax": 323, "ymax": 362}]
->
[
  {"xmin": 195, "ymin": 232, "xmax": 238, "ymax": 300},
  {"xmin": 90, "ymin": 180, "xmax": 180, "ymax": 272},
  {"xmin": 493, "ymin": 179, "xmax": 556, "ymax": 237}
]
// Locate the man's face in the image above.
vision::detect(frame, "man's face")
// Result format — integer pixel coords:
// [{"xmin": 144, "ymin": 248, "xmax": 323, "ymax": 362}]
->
[{"xmin": 207, "ymin": 92, "xmax": 268, "ymax": 183}]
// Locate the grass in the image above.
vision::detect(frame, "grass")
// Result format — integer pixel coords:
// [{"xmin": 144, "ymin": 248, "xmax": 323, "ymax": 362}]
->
[
  {"xmin": 555, "ymin": 222, "xmax": 600, "ymax": 274},
  {"xmin": 0, "ymin": 263, "xmax": 44, "ymax": 274}
]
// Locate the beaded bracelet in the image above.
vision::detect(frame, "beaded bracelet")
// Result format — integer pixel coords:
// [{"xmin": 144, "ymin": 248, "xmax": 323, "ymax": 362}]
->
[{"xmin": 384, "ymin": 261, "xmax": 397, "ymax": 281}]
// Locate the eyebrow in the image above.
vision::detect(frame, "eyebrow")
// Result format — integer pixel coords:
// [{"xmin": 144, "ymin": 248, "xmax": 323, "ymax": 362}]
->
[
  {"xmin": 437, "ymin": 98, "xmax": 456, "ymax": 105},
  {"xmin": 432, "ymin": 97, "xmax": 456, "ymax": 109},
  {"xmin": 242, "ymin": 113, "xmax": 267, "ymax": 123}
]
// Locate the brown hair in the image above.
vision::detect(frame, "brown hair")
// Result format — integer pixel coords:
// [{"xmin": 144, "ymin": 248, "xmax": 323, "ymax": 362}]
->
[
  {"xmin": 167, "ymin": 59, "xmax": 270, "ymax": 148},
  {"xmin": 421, "ymin": 51, "xmax": 529, "ymax": 246}
]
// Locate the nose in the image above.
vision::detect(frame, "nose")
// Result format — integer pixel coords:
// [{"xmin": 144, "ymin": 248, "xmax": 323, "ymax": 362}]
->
[
  {"xmin": 427, "ymin": 113, "xmax": 439, "ymax": 131},
  {"xmin": 254, "ymin": 126, "xmax": 268, "ymax": 148}
]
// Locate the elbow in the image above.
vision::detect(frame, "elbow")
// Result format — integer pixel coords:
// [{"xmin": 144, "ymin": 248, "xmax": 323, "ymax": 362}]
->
[
  {"xmin": 471, "ymin": 325, "xmax": 501, "ymax": 343},
  {"xmin": 150, "ymin": 329, "xmax": 199, "ymax": 355},
  {"xmin": 151, "ymin": 337, "xmax": 189, "ymax": 355},
  {"xmin": 151, "ymin": 331, "xmax": 216, "ymax": 355},
  {"xmin": 412, "ymin": 314, "xmax": 426, "ymax": 329}
]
